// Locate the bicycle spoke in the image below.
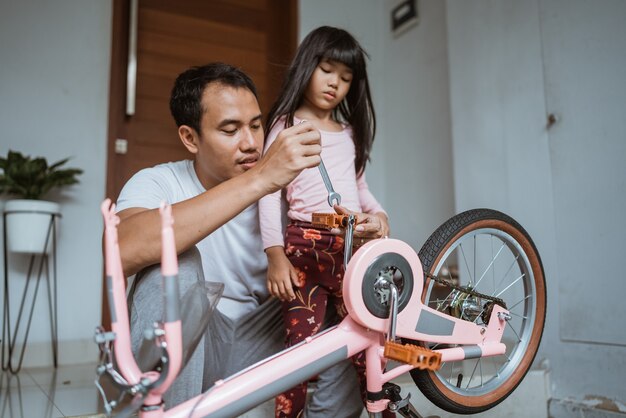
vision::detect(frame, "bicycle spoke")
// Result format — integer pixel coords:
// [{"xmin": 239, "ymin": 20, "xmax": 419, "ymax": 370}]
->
[
  {"xmin": 491, "ymin": 235, "xmax": 496, "ymax": 292},
  {"xmin": 459, "ymin": 243, "xmax": 474, "ymax": 284},
  {"xmin": 445, "ymin": 261, "xmax": 455, "ymax": 282},
  {"xmin": 466, "ymin": 359, "xmax": 480, "ymax": 389},
  {"xmin": 494, "ymin": 255, "xmax": 520, "ymax": 294},
  {"xmin": 473, "ymin": 305, "xmax": 488, "ymax": 325},
  {"xmin": 508, "ymin": 311, "xmax": 527, "ymax": 320},
  {"xmin": 473, "ymin": 235, "xmax": 476, "ymax": 284},
  {"xmin": 474, "ymin": 242, "xmax": 506, "ymax": 289},
  {"xmin": 508, "ymin": 294, "xmax": 532, "ymax": 311},
  {"xmin": 429, "ymin": 298, "xmax": 448, "ymax": 306},
  {"xmin": 492, "ymin": 357, "xmax": 500, "ymax": 377},
  {"xmin": 495, "ymin": 273, "xmax": 525, "ymax": 298},
  {"xmin": 506, "ymin": 323, "xmax": 523, "ymax": 343}
]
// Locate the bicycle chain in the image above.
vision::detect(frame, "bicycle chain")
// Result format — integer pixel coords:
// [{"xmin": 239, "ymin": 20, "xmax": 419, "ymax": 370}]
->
[{"xmin": 424, "ymin": 272, "xmax": 507, "ymax": 310}]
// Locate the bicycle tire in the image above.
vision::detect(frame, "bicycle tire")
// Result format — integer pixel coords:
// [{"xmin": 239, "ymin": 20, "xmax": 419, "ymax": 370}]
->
[{"xmin": 404, "ymin": 208, "xmax": 546, "ymax": 414}]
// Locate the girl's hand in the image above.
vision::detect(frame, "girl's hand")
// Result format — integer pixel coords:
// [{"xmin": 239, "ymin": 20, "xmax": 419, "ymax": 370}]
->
[
  {"xmin": 330, "ymin": 205, "xmax": 390, "ymax": 248},
  {"xmin": 265, "ymin": 247, "xmax": 301, "ymax": 302}
]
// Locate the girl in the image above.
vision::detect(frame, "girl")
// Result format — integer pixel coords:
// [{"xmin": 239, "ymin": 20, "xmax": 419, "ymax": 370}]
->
[{"xmin": 259, "ymin": 26, "xmax": 391, "ymax": 417}]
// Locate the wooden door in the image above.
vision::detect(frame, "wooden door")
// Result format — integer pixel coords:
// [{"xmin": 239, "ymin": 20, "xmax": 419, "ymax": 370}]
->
[{"xmin": 103, "ymin": 0, "xmax": 297, "ymax": 327}]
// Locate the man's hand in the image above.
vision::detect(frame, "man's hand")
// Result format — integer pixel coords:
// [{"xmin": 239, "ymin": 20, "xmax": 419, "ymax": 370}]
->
[
  {"xmin": 265, "ymin": 246, "xmax": 302, "ymax": 302},
  {"xmin": 253, "ymin": 121, "xmax": 321, "ymax": 194},
  {"xmin": 330, "ymin": 205, "xmax": 390, "ymax": 248}
]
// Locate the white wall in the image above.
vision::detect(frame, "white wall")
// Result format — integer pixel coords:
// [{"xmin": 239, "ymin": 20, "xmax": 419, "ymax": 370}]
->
[
  {"xmin": 540, "ymin": 0, "xmax": 626, "ymax": 347},
  {"xmin": 299, "ymin": 0, "xmax": 455, "ymax": 250},
  {"xmin": 0, "ymin": 0, "xmax": 111, "ymax": 366},
  {"xmin": 446, "ymin": 0, "xmax": 626, "ymax": 408}
]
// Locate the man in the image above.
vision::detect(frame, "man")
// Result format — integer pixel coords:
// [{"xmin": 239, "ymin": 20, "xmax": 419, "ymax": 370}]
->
[{"xmin": 115, "ymin": 63, "xmax": 386, "ymax": 415}]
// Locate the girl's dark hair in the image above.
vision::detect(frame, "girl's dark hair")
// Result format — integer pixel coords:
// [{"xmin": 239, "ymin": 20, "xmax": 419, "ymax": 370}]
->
[
  {"xmin": 170, "ymin": 62, "xmax": 257, "ymax": 134},
  {"xmin": 266, "ymin": 26, "xmax": 376, "ymax": 175}
]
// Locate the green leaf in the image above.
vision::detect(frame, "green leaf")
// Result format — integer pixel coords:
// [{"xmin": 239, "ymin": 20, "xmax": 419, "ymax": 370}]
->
[{"xmin": 0, "ymin": 150, "xmax": 82, "ymax": 200}]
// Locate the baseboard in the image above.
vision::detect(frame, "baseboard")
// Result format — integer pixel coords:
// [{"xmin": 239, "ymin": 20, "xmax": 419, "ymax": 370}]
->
[{"xmin": 549, "ymin": 397, "xmax": 626, "ymax": 418}]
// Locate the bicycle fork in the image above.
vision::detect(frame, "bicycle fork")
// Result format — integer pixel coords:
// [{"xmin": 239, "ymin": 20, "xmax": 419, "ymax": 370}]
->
[{"xmin": 365, "ymin": 280, "xmax": 440, "ymax": 418}]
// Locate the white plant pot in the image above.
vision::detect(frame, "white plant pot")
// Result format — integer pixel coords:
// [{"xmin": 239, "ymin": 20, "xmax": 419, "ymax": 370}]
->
[{"xmin": 3, "ymin": 199, "xmax": 60, "ymax": 254}]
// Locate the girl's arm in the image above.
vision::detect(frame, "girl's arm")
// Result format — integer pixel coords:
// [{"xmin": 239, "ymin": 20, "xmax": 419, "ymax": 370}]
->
[
  {"xmin": 356, "ymin": 171, "xmax": 386, "ymax": 216},
  {"xmin": 259, "ymin": 120, "xmax": 299, "ymax": 301},
  {"xmin": 356, "ymin": 172, "xmax": 390, "ymax": 237},
  {"xmin": 259, "ymin": 121, "xmax": 291, "ymax": 250},
  {"xmin": 265, "ymin": 246, "xmax": 301, "ymax": 302},
  {"xmin": 259, "ymin": 189, "xmax": 300, "ymax": 302}
]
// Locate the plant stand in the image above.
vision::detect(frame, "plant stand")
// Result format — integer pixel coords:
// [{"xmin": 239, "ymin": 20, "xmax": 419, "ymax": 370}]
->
[{"xmin": 1, "ymin": 209, "xmax": 59, "ymax": 373}]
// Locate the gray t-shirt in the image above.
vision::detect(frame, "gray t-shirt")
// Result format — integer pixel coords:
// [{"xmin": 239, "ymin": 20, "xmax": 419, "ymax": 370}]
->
[{"xmin": 116, "ymin": 160, "xmax": 269, "ymax": 319}]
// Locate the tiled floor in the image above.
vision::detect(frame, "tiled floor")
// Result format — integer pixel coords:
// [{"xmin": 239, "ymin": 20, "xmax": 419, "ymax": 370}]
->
[
  {"xmin": 0, "ymin": 362, "xmax": 280, "ymax": 418},
  {"xmin": 1, "ymin": 363, "xmax": 106, "ymax": 418}
]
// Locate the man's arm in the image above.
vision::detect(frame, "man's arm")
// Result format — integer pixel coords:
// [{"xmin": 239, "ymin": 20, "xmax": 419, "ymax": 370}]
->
[{"xmin": 117, "ymin": 122, "xmax": 321, "ymax": 276}]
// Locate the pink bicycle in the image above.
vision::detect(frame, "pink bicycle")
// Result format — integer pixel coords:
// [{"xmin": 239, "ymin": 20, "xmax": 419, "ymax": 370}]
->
[{"xmin": 95, "ymin": 199, "xmax": 546, "ymax": 418}]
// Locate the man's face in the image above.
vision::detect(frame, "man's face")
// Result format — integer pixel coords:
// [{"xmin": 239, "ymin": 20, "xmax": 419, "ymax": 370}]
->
[{"xmin": 192, "ymin": 83, "xmax": 264, "ymax": 190}]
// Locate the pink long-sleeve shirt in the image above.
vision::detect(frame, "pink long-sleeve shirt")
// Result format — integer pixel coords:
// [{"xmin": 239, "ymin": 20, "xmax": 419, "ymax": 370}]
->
[{"xmin": 259, "ymin": 117, "xmax": 385, "ymax": 249}]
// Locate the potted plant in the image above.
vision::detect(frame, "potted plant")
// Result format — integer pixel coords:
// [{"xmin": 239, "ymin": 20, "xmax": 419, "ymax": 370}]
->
[{"xmin": 0, "ymin": 150, "xmax": 83, "ymax": 253}]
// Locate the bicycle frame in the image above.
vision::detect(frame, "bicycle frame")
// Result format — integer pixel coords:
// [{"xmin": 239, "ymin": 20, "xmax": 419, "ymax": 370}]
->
[{"xmin": 98, "ymin": 199, "xmax": 510, "ymax": 418}]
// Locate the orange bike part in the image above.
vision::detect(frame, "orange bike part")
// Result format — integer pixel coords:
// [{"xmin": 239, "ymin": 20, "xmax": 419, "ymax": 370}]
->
[
  {"xmin": 384, "ymin": 341, "xmax": 442, "ymax": 371},
  {"xmin": 311, "ymin": 213, "xmax": 349, "ymax": 229}
]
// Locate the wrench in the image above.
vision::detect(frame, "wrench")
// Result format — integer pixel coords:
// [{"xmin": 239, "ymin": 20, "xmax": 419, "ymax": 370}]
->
[
  {"xmin": 318, "ymin": 159, "xmax": 341, "ymax": 207},
  {"xmin": 299, "ymin": 119, "xmax": 342, "ymax": 207}
]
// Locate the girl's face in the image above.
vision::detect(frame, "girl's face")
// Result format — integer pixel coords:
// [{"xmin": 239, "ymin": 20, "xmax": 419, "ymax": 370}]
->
[{"xmin": 303, "ymin": 58, "xmax": 353, "ymax": 112}]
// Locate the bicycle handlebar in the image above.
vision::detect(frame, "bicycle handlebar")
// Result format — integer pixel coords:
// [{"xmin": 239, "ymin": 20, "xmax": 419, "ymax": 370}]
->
[
  {"xmin": 101, "ymin": 199, "xmax": 143, "ymax": 384},
  {"xmin": 99, "ymin": 199, "xmax": 183, "ymax": 407}
]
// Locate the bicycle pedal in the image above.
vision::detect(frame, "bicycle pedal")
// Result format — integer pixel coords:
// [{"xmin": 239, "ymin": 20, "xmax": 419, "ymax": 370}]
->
[
  {"xmin": 311, "ymin": 212, "xmax": 349, "ymax": 229},
  {"xmin": 383, "ymin": 341, "xmax": 442, "ymax": 371}
]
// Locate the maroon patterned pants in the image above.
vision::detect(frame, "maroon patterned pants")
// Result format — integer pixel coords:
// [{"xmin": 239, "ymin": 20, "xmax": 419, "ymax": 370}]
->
[{"xmin": 275, "ymin": 222, "xmax": 393, "ymax": 418}]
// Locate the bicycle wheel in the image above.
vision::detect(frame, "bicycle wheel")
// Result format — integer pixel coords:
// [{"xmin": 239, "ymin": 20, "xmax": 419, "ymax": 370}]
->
[{"xmin": 405, "ymin": 209, "xmax": 546, "ymax": 414}]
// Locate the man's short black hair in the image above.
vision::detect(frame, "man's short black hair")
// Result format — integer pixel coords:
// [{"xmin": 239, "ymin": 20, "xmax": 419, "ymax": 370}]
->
[{"xmin": 169, "ymin": 62, "xmax": 258, "ymax": 133}]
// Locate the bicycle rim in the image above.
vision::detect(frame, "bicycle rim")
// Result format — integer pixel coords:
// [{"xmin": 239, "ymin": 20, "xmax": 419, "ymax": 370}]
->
[{"xmin": 407, "ymin": 209, "xmax": 546, "ymax": 414}]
